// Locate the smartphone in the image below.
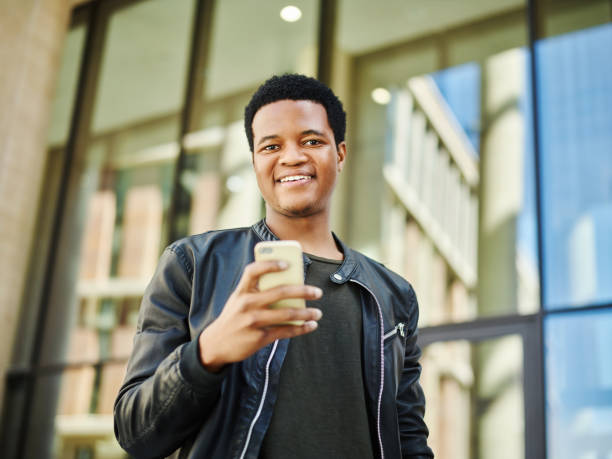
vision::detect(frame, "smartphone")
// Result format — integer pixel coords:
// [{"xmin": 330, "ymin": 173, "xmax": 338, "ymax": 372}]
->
[{"xmin": 254, "ymin": 240, "xmax": 305, "ymax": 325}]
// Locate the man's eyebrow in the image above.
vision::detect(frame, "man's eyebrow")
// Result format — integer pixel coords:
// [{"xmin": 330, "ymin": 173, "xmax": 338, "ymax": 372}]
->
[
  {"xmin": 256, "ymin": 130, "xmax": 326, "ymax": 146},
  {"xmin": 257, "ymin": 134, "xmax": 279, "ymax": 146},
  {"xmin": 301, "ymin": 129, "xmax": 325, "ymax": 136}
]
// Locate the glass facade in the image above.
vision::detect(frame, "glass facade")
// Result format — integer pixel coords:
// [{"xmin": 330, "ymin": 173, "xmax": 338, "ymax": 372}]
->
[
  {"xmin": 2, "ymin": 0, "xmax": 611, "ymax": 458},
  {"xmin": 422, "ymin": 335, "xmax": 525, "ymax": 459},
  {"xmin": 538, "ymin": 23, "xmax": 612, "ymax": 309},
  {"xmin": 336, "ymin": 0, "xmax": 540, "ymax": 326},
  {"xmin": 545, "ymin": 310, "xmax": 612, "ymax": 458},
  {"xmin": 58, "ymin": 0, "xmax": 193, "ymax": 454}
]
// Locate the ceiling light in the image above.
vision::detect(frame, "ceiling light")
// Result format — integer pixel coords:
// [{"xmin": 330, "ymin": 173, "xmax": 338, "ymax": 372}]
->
[
  {"xmin": 371, "ymin": 87, "xmax": 391, "ymax": 105},
  {"xmin": 280, "ymin": 6, "xmax": 302, "ymax": 22},
  {"xmin": 226, "ymin": 175, "xmax": 245, "ymax": 193}
]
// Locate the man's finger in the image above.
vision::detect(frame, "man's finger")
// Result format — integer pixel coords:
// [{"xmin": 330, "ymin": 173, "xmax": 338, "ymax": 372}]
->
[
  {"xmin": 262, "ymin": 320, "xmax": 319, "ymax": 343},
  {"xmin": 247, "ymin": 307, "xmax": 322, "ymax": 328},
  {"xmin": 237, "ymin": 260, "xmax": 289, "ymax": 291},
  {"xmin": 246, "ymin": 284, "xmax": 322, "ymax": 309}
]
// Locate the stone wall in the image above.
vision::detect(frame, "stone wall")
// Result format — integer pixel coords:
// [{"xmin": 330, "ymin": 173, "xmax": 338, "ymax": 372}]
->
[{"xmin": 0, "ymin": 0, "xmax": 73, "ymax": 417}]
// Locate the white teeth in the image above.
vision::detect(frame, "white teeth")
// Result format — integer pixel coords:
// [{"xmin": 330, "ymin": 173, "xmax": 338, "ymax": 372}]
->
[{"xmin": 279, "ymin": 175, "xmax": 311, "ymax": 183}]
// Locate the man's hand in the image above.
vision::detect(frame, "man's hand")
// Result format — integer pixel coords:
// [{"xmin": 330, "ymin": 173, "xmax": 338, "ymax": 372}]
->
[{"xmin": 198, "ymin": 260, "xmax": 323, "ymax": 372}]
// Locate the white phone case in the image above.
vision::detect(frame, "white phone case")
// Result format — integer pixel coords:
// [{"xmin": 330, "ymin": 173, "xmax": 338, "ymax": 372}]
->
[{"xmin": 254, "ymin": 240, "xmax": 305, "ymax": 324}]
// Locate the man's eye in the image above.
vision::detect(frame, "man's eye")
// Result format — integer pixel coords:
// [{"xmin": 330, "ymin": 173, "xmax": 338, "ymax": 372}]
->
[
  {"xmin": 304, "ymin": 139, "xmax": 321, "ymax": 146},
  {"xmin": 263, "ymin": 145, "xmax": 279, "ymax": 151}
]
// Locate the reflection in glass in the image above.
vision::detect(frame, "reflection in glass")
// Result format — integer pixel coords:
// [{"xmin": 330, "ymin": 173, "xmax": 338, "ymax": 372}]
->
[
  {"xmin": 45, "ymin": 0, "xmax": 195, "ymax": 454},
  {"xmin": 47, "ymin": 20, "xmax": 87, "ymax": 147},
  {"xmin": 54, "ymin": 364, "xmax": 129, "ymax": 458},
  {"xmin": 336, "ymin": 0, "xmax": 539, "ymax": 324},
  {"xmin": 421, "ymin": 335, "xmax": 525, "ymax": 459},
  {"xmin": 337, "ymin": 0, "xmax": 526, "ymax": 56},
  {"xmin": 384, "ymin": 74, "xmax": 479, "ymax": 325},
  {"xmin": 92, "ymin": 0, "xmax": 195, "ymax": 134},
  {"xmin": 431, "ymin": 63, "xmax": 481, "ymax": 151},
  {"xmin": 538, "ymin": 24, "xmax": 612, "ymax": 309},
  {"xmin": 205, "ymin": 0, "xmax": 319, "ymax": 101},
  {"xmin": 546, "ymin": 310, "xmax": 612, "ymax": 458}
]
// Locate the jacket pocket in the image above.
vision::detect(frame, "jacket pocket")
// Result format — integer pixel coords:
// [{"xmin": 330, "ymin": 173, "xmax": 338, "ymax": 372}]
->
[
  {"xmin": 383, "ymin": 322, "xmax": 407, "ymax": 343},
  {"xmin": 384, "ymin": 322, "xmax": 408, "ymax": 396}
]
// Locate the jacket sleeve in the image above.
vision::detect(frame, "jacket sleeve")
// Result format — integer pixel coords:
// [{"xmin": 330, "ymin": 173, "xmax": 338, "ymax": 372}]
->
[
  {"xmin": 114, "ymin": 245, "xmax": 227, "ymax": 458},
  {"xmin": 397, "ymin": 285, "xmax": 434, "ymax": 458}
]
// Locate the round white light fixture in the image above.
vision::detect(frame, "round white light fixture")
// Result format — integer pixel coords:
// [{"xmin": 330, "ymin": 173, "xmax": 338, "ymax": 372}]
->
[
  {"xmin": 280, "ymin": 5, "xmax": 302, "ymax": 22},
  {"xmin": 371, "ymin": 87, "xmax": 391, "ymax": 105},
  {"xmin": 226, "ymin": 175, "xmax": 245, "ymax": 193}
]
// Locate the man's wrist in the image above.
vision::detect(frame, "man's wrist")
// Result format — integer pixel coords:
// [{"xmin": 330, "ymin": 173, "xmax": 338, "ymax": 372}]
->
[
  {"xmin": 179, "ymin": 339, "xmax": 227, "ymax": 394},
  {"xmin": 198, "ymin": 329, "xmax": 225, "ymax": 373}
]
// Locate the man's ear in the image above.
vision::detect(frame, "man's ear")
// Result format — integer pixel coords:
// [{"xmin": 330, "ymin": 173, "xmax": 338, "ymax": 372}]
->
[{"xmin": 336, "ymin": 141, "xmax": 347, "ymax": 172}]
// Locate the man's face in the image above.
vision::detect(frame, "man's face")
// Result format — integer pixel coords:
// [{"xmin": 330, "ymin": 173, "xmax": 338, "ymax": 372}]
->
[{"xmin": 251, "ymin": 99, "xmax": 346, "ymax": 220}]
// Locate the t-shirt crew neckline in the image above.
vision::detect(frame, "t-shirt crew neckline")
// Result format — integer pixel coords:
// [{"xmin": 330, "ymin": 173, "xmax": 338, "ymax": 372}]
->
[{"xmin": 304, "ymin": 252, "xmax": 343, "ymax": 264}]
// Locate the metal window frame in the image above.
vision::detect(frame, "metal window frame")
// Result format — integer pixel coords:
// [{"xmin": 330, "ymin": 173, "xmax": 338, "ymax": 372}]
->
[
  {"xmin": 419, "ymin": 313, "xmax": 545, "ymax": 458},
  {"xmin": 316, "ymin": 0, "xmax": 337, "ymax": 86},
  {"xmin": 166, "ymin": 0, "xmax": 215, "ymax": 245}
]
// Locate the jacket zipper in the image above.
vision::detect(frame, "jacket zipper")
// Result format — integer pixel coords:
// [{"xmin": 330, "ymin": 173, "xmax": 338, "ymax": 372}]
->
[
  {"xmin": 239, "ymin": 340, "xmax": 279, "ymax": 459},
  {"xmin": 397, "ymin": 322, "xmax": 405, "ymax": 338},
  {"xmin": 350, "ymin": 279, "xmax": 385, "ymax": 459},
  {"xmin": 383, "ymin": 322, "xmax": 406, "ymax": 341}
]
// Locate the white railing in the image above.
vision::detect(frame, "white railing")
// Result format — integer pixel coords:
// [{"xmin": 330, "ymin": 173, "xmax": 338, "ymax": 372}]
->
[{"xmin": 384, "ymin": 76, "xmax": 479, "ymax": 289}]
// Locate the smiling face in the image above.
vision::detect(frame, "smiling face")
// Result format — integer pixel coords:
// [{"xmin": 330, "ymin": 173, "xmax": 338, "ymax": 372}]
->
[{"xmin": 251, "ymin": 99, "xmax": 346, "ymax": 220}]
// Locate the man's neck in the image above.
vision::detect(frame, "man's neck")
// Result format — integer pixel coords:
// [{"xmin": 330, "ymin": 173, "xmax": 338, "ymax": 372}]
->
[{"xmin": 264, "ymin": 211, "xmax": 343, "ymax": 260}]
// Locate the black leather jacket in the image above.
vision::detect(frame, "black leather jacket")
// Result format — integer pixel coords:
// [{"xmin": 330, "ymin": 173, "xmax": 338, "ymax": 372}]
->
[{"xmin": 114, "ymin": 220, "xmax": 433, "ymax": 458}]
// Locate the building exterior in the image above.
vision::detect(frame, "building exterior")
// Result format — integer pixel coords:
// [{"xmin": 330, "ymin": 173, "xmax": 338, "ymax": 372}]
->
[{"xmin": 1, "ymin": 0, "xmax": 611, "ymax": 458}]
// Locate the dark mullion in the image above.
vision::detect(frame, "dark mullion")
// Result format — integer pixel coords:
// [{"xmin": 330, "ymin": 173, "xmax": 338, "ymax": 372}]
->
[
  {"xmin": 166, "ymin": 0, "xmax": 215, "ymax": 245},
  {"xmin": 528, "ymin": 0, "xmax": 545, "ymax": 315},
  {"xmin": 544, "ymin": 301, "xmax": 612, "ymax": 316},
  {"xmin": 523, "ymin": 311, "xmax": 546, "ymax": 459},
  {"xmin": 527, "ymin": 0, "xmax": 548, "ymax": 458},
  {"xmin": 6, "ymin": 357, "xmax": 130, "ymax": 381},
  {"xmin": 417, "ymin": 313, "xmax": 538, "ymax": 347},
  {"xmin": 316, "ymin": 0, "xmax": 337, "ymax": 85},
  {"xmin": 13, "ymin": 1, "xmax": 108, "ymax": 457}
]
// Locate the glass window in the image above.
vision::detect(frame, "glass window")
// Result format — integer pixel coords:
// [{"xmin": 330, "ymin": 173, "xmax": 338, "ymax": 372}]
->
[
  {"xmin": 92, "ymin": 0, "xmax": 195, "ymax": 136},
  {"xmin": 174, "ymin": 0, "xmax": 320, "ymax": 237},
  {"xmin": 335, "ymin": 0, "xmax": 538, "ymax": 325},
  {"xmin": 64, "ymin": 0, "xmax": 194, "ymax": 363},
  {"xmin": 13, "ymin": 12, "xmax": 90, "ymax": 369},
  {"xmin": 538, "ymin": 22, "xmax": 612, "ymax": 309},
  {"xmin": 421, "ymin": 335, "xmax": 525, "ymax": 459},
  {"xmin": 204, "ymin": 0, "xmax": 319, "ymax": 104},
  {"xmin": 26, "ymin": 0, "xmax": 196, "ymax": 455},
  {"xmin": 47, "ymin": 19, "xmax": 87, "ymax": 148},
  {"xmin": 545, "ymin": 310, "xmax": 612, "ymax": 458},
  {"xmin": 54, "ymin": 368, "xmax": 119, "ymax": 457}
]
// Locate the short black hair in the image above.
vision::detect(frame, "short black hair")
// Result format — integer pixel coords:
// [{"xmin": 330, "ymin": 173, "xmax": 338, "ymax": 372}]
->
[{"xmin": 244, "ymin": 73, "xmax": 346, "ymax": 152}]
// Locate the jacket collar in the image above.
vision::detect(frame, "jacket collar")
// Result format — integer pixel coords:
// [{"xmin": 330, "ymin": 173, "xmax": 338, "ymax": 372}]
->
[{"xmin": 251, "ymin": 219, "xmax": 358, "ymax": 284}]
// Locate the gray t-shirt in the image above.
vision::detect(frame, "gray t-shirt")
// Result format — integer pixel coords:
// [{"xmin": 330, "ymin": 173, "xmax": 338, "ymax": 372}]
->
[{"xmin": 259, "ymin": 254, "xmax": 375, "ymax": 459}]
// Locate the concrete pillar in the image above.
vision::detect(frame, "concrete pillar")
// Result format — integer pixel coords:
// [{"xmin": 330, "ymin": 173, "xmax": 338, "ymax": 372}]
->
[
  {"xmin": 477, "ymin": 51, "xmax": 527, "ymax": 459},
  {"xmin": 0, "ymin": 0, "xmax": 72, "ymax": 421},
  {"xmin": 478, "ymin": 48, "xmax": 525, "ymax": 315}
]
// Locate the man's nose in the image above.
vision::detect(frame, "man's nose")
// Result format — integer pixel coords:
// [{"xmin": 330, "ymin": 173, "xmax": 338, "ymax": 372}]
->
[{"xmin": 279, "ymin": 144, "xmax": 307, "ymax": 165}]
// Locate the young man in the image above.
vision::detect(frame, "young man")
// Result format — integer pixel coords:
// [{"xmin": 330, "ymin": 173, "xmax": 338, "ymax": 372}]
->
[{"xmin": 114, "ymin": 74, "xmax": 433, "ymax": 458}]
